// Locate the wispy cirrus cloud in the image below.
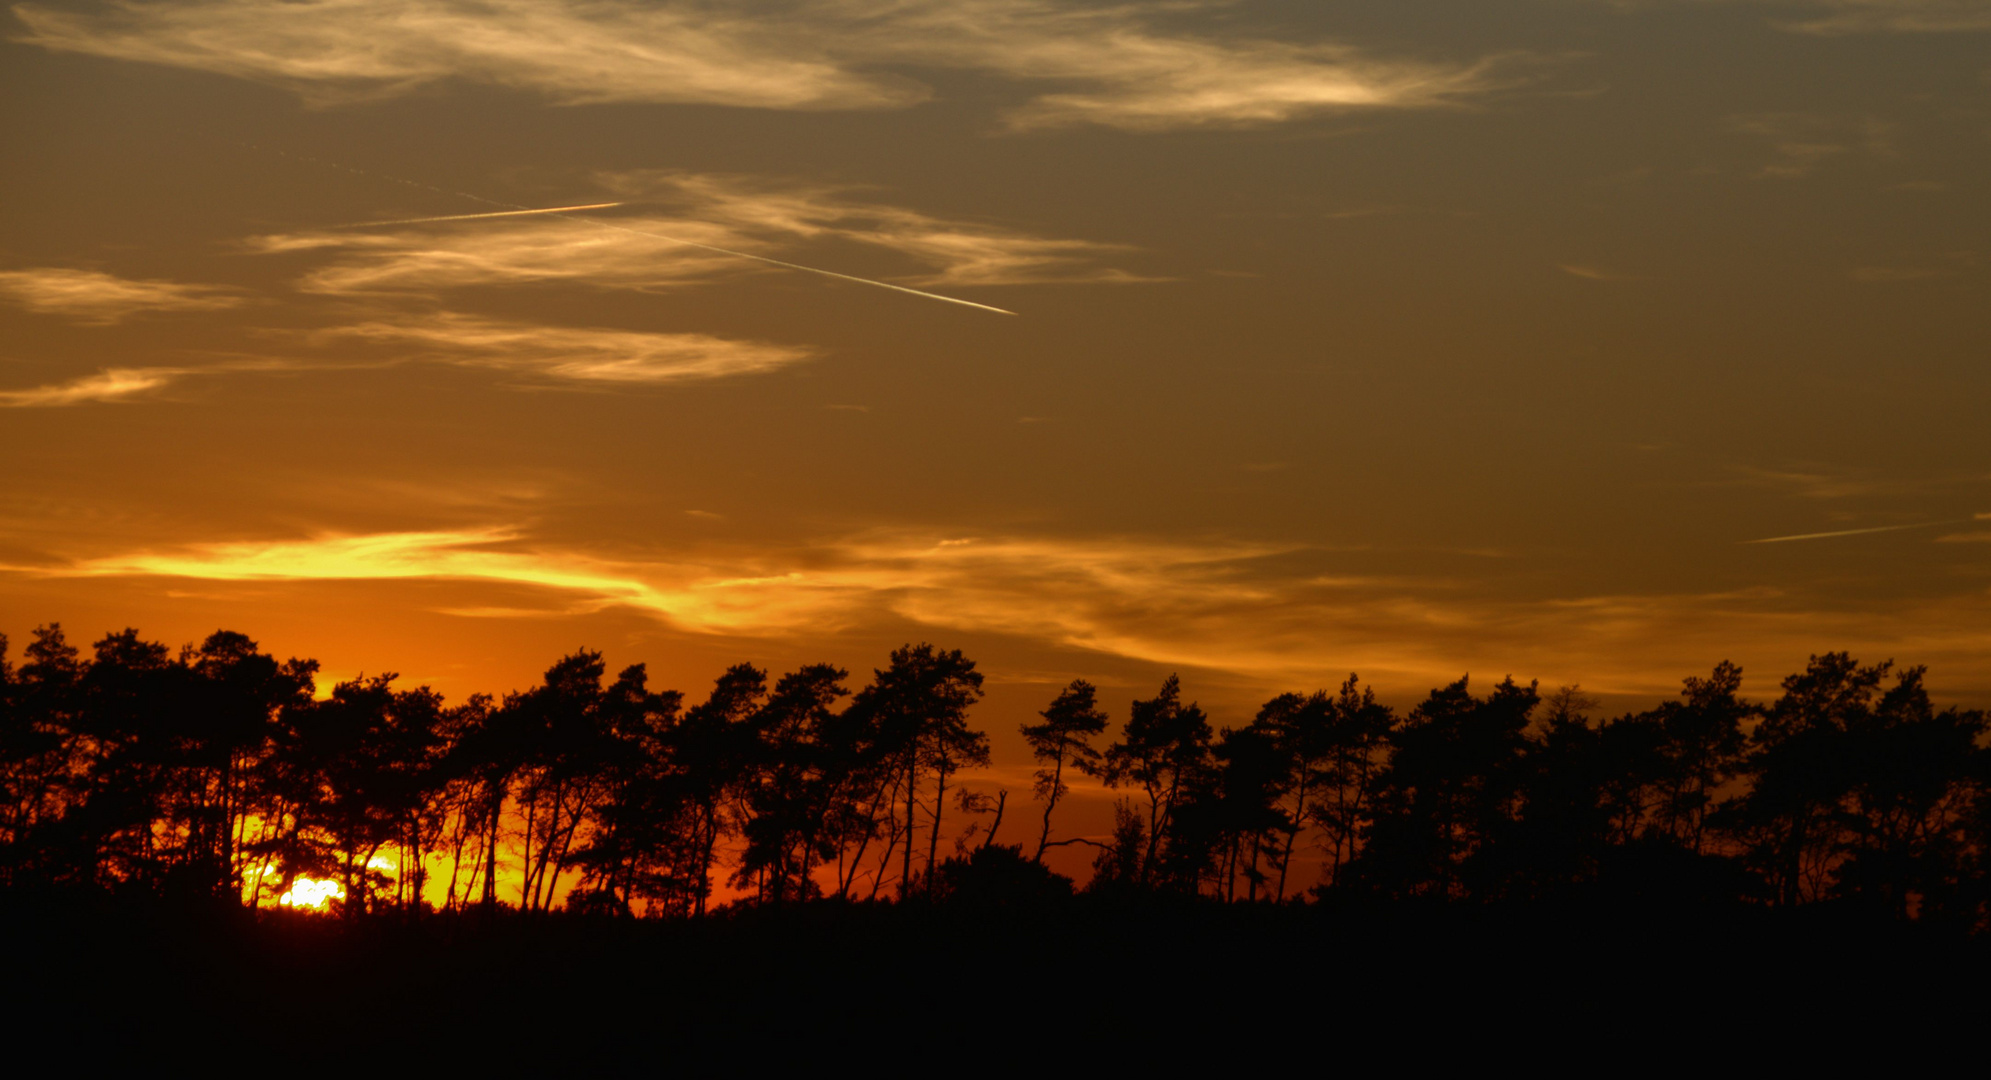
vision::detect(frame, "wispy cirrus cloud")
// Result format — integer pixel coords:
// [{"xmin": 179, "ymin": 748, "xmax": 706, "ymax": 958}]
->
[
  {"xmin": 25, "ymin": 524, "xmax": 1991, "ymax": 696},
  {"xmin": 0, "ymin": 313, "xmax": 809, "ymax": 405},
  {"xmin": 0, "ymin": 366, "xmax": 193, "ymax": 407},
  {"xmin": 322, "ymin": 312, "xmax": 815, "ymax": 385},
  {"xmin": 10, "ymin": 0, "xmax": 916, "ymax": 109},
  {"xmin": 1727, "ymin": 112, "xmax": 1892, "ymax": 179},
  {"xmin": 255, "ymin": 171, "xmax": 1144, "ymax": 296},
  {"xmin": 0, "ymin": 268, "xmax": 243, "ymax": 323},
  {"xmin": 0, "ymin": 357, "xmax": 322, "ymax": 407},
  {"xmin": 1582, "ymin": 2, "xmax": 1991, "ymax": 35},
  {"xmin": 1728, "ymin": 464, "xmax": 1910, "ymax": 499},
  {"xmin": 11, "ymin": 0, "xmax": 1500, "ymax": 131},
  {"xmin": 1769, "ymin": 0, "xmax": 1991, "ymax": 34}
]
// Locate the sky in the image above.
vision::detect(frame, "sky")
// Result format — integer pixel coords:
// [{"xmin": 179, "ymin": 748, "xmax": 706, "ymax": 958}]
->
[{"xmin": 2, "ymin": 2, "xmax": 1988, "ymax": 856}]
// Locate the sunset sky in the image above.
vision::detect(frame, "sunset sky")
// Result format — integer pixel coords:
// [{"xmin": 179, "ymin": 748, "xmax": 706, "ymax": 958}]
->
[{"xmin": 3, "ymin": 0, "xmax": 1987, "ymax": 838}]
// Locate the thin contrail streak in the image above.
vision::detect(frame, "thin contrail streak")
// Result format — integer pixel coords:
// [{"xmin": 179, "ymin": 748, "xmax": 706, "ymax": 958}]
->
[
  {"xmin": 335, "ymin": 203, "xmax": 624, "ymax": 228},
  {"xmin": 264, "ymin": 146, "xmax": 1017, "ymax": 316},
  {"xmin": 1743, "ymin": 520, "xmax": 1955, "ymax": 544}
]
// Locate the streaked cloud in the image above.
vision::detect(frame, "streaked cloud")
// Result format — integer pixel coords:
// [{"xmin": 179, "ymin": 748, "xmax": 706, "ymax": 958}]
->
[
  {"xmin": 882, "ymin": 2, "xmax": 1497, "ymax": 131},
  {"xmin": 0, "ymin": 268, "xmax": 243, "ymax": 323},
  {"xmin": 1848, "ymin": 251, "xmax": 1978, "ymax": 282},
  {"xmin": 0, "ymin": 366, "xmax": 192, "ymax": 407},
  {"xmin": 28, "ymin": 524, "xmax": 1991, "ymax": 696},
  {"xmin": 1770, "ymin": 1, "xmax": 1991, "ymax": 34},
  {"xmin": 1728, "ymin": 464, "xmax": 1919, "ymax": 500},
  {"xmin": 0, "ymin": 311, "xmax": 806, "ymax": 404},
  {"xmin": 10, "ymin": 0, "xmax": 915, "ymax": 110},
  {"xmin": 1582, "ymin": 2, "xmax": 1991, "ymax": 35},
  {"xmin": 1727, "ymin": 113, "xmax": 1892, "ymax": 178},
  {"xmin": 322, "ymin": 312, "xmax": 815, "ymax": 385},
  {"xmin": 255, "ymin": 172, "xmax": 1142, "ymax": 296},
  {"xmin": 11, "ymin": 0, "xmax": 1499, "ymax": 131},
  {"xmin": 0, "ymin": 358, "xmax": 309, "ymax": 407}
]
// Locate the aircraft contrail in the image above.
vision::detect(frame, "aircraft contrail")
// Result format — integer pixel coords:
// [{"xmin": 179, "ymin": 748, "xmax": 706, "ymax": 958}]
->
[
  {"xmin": 334, "ymin": 202, "xmax": 625, "ymax": 228},
  {"xmin": 1743, "ymin": 520, "xmax": 1957, "ymax": 544},
  {"xmin": 269, "ymin": 146, "xmax": 1018, "ymax": 316}
]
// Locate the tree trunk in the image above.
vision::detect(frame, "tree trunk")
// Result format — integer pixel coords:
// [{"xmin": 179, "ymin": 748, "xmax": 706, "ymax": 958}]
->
[
  {"xmin": 1034, "ymin": 754, "xmax": 1064, "ymax": 863},
  {"xmin": 925, "ymin": 761, "xmax": 950, "ymax": 895},
  {"xmin": 981, "ymin": 791, "xmax": 1006, "ymax": 852},
  {"xmin": 480, "ymin": 792, "xmax": 501, "ymax": 913},
  {"xmin": 900, "ymin": 753, "xmax": 918, "ymax": 900}
]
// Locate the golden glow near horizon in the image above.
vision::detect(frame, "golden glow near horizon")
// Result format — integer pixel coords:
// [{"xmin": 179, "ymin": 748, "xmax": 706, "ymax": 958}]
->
[
  {"xmin": 276, "ymin": 878, "xmax": 343, "ymax": 911},
  {"xmin": 3, "ymin": 0, "xmax": 1989, "ymax": 886}
]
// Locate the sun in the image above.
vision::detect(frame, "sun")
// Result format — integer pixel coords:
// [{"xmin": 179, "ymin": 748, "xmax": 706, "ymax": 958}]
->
[{"xmin": 276, "ymin": 877, "xmax": 344, "ymax": 911}]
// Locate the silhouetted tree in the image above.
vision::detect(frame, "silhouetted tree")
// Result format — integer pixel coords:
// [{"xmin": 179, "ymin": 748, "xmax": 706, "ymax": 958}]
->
[
  {"xmin": 732, "ymin": 664, "xmax": 850, "ymax": 903},
  {"xmin": 1652, "ymin": 662, "xmax": 1754, "ymax": 853},
  {"xmin": 670, "ymin": 663, "xmax": 765, "ymax": 915},
  {"xmin": 7, "ymin": 617, "xmax": 1991, "ymax": 926},
  {"xmin": 1350, "ymin": 675, "xmax": 1538, "ymax": 900},
  {"xmin": 1102, "ymin": 675, "xmax": 1212, "ymax": 889},
  {"xmin": 1309, "ymin": 675, "xmax": 1394, "ymax": 891},
  {"xmin": 1021, "ymin": 679, "xmax": 1108, "ymax": 863},
  {"xmin": 1829, "ymin": 665, "xmax": 1985, "ymax": 920},
  {"xmin": 845, "ymin": 644, "xmax": 985, "ymax": 899},
  {"xmin": 1199, "ymin": 722, "xmax": 1291, "ymax": 901},
  {"xmin": 565, "ymin": 664, "xmax": 684, "ymax": 916},
  {"xmin": 1721, "ymin": 653, "xmax": 1884, "ymax": 906}
]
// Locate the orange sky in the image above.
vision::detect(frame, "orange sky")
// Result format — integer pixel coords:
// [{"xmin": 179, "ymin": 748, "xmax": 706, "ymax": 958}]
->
[{"xmin": 3, "ymin": 1, "xmax": 1988, "ymax": 874}]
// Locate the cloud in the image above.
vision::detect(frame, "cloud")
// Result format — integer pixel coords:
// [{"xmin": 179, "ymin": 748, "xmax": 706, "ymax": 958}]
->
[
  {"xmin": 30, "ymin": 524, "xmax": 1991, "ymax": 696},
  {"xmin": 1727, "ymin": 464, "xmax": 1921, "ymax": 500},
  {"xmin": 1770, "ymin": 1, "xmax": 1991, "ymax": 34},
  {"xmin": 0, "ymin": 268, "xmax": 243, "ymax": 323},
  {"xmin": 254, "ymin": 172, "xmax": 1143, "ymax": 296},
  {"xmin": 12, "ymin": 0, "xmax": 1499, "ymax": 130},
  {"xmin": 1848, "ymin": 250, "xmax": 1978, "ymax": 282},
  {"xmin": 1727, "ymin": 112, "xmax": 1892, "ymax": 178},
  {"xmin": 321, "ymin": 312, "xmax": 815, "ymax": 385},
  {"xmin": 0, "ymin": 366, "xmax": 191, "ymax": 407},
  {"xmin": 10, "ymin": 0, "xmax": 917, "ymax": 109},
  {"xmin": 0, "ymin": 357, "xmax": 317, "ymax": 406},
  {"xmin": 878, "ymin": 2, "xmax": 1497, "ymax": 131},
  {"xmin": 1577, "ymin": 2, "xmax": 1991, "ymax": 35},
  {"xmin": 0, "ymin": 309, "xmax": 804, "ymax": 404}
]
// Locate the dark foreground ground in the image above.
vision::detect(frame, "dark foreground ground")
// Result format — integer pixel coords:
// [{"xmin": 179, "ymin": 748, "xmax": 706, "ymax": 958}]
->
[{"xmin": 5, "ymin": 892, "xmax": 1985, "ymax": 1067}]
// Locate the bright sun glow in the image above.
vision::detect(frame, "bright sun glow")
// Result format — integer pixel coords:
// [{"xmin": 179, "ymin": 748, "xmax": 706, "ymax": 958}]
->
[{"xmin": 277, "ymin": 877, "xmax": 344, "ymax": 910}]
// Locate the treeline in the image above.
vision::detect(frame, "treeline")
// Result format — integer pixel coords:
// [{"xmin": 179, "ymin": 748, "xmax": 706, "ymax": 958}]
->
[{"xmin": 2, "ymin": 623, "xmax": 1987, "ymax": 926}]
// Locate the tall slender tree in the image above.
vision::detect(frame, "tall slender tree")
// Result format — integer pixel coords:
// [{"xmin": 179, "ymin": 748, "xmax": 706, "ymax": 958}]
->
[{"xmin": 1021, "ymin": 679, "xmax": 1108, "ymax": 863}]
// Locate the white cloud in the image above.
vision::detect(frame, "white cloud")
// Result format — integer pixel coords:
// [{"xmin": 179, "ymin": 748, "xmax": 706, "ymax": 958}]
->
[
  {"xmin": 0, "ymin": 268, "xmax": 242, "ymax": 323},
  {"xmin": 324, "ymin": 312, "xmax": 815, "ymax": 384},
  {"xmin": 0, "ymin": 366, "xmax": 190, "ymax": 406},
  {"xmin": 1727, "ymin": 113, "xmax": 1892, "ymax": 179},
  {"xmin": 10, "ymin": 0, "xmax": 916, "ymax": 109},
  {"xmin": 0, "ymin": 357, "xmax": 320, "ymax": 406},
  {"xmin": 255, "ymin": 171, "xmax": 1142, "ymax": 296},
  {"xmin": 12, "ymin": 0, "xmax": 1498, "ymax": 130},
  {"xmin": 1582, "ymin": 1, "xmax": 1991, "ymax": 35},
  {"xmin": 1772, "ymin": 0, "xmax": 1991, "ymax": 34}
]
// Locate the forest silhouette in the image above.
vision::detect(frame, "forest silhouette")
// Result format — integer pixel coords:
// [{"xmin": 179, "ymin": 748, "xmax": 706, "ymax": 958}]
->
[
  {"xmin": 8, "ymin": 620, "xmax": 1991, "ymax": 1058},
  {"xmin": 5, "ymin": 621, "xmax": 1987, "ymax": 923}
]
